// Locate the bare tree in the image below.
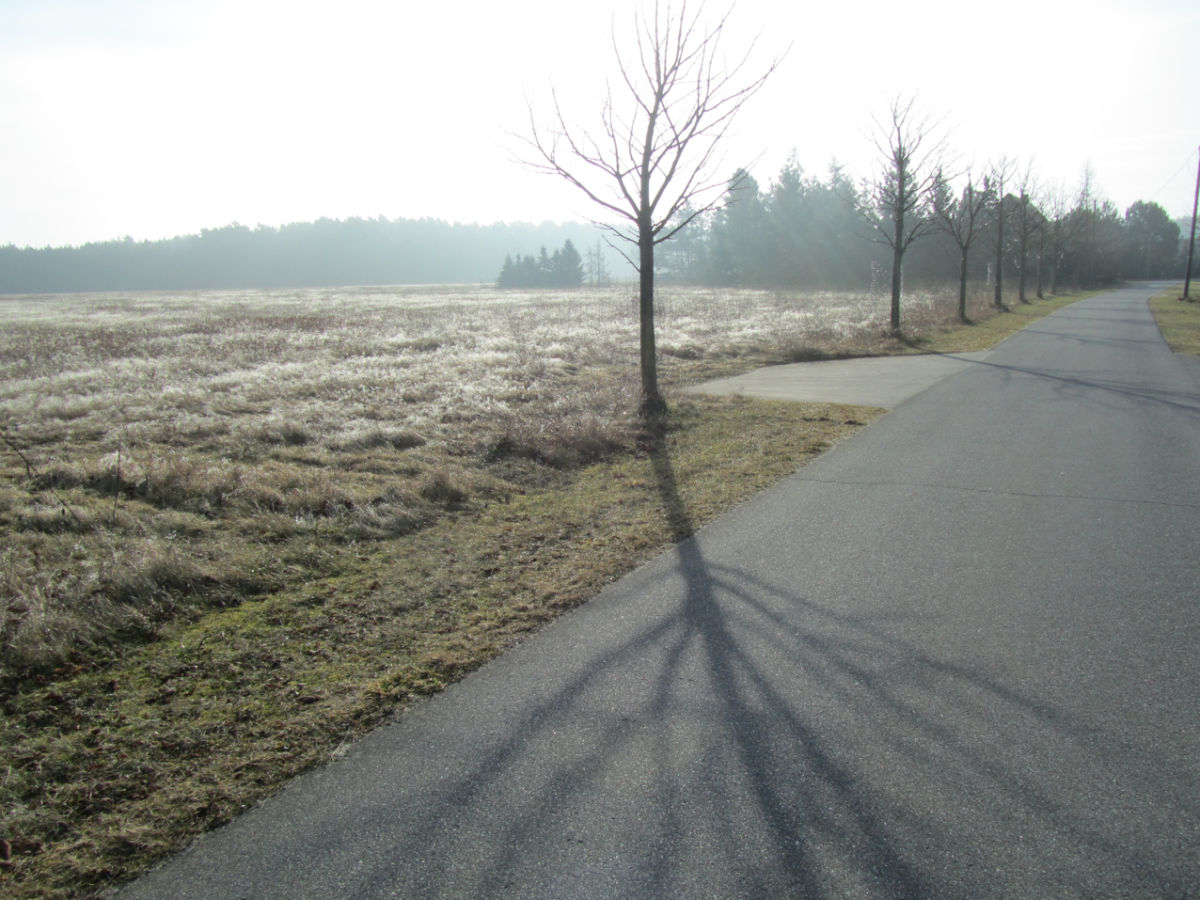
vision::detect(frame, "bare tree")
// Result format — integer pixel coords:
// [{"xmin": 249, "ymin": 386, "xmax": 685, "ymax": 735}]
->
[
  {"xmin": 522, "ymin": 1, "xmax": 781, "ymax": 415},
  {"xmin": 1186, "ymin": 148, "xmax": 1200, "ymax": 300},
  {"xmin": 933, "ymin": 169, "xmax": 991, "ymax": 323},
  {"xmin": 1043, "ymin": 180, "xmax": 1073, "ymax": 295},
  {"xmin": 860, "ymin": 95, "xmax": 948, "ymax": 335},
  {"xmin": 989, "ymin": 156, "xmax": 1014, "ymax": 310},
  {"xmin": 1012, "ymin": 161, "xmax": 1043, "ymax": 304},
  {"xmin": 1072, "ymin": 163, "xmax": 1100, "ymax": 288}
]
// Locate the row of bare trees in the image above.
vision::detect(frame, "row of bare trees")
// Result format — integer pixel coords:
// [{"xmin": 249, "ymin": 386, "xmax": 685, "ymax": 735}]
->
[
  {"xmin": 851, "ymin": 102, "xmax": 1181, "ymax": 332},
  {"xmin": 664, "ymin": 151, "xmax": 1175, "ymax": 314},
  {"xmin": 522, "ymin": 2, "xmax": 1186, "ymax": 413}
]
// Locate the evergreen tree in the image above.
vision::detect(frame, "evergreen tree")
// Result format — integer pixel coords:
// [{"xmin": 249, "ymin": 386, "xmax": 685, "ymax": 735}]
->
[
  {"xmin": 1122, "ymin": 201, "xmax": 1181, "ymax": 279},
  {"xmin": 812, "ymin": 160, "xmax": 876, "ymax": 289},
  {"xmin": 708, "ymin": 170, "xmax": 767, "ymax": 285},
  {"xmin": 657, "ymin": 205, "xmax": 707, "ymax": 282},
  {"xmin": 495, "ymin": 240, "xmax": 587, "ymax": 288},
  {"xmin": 497, "ymin": 254, "xmax": 517, "ymax": 288},
  {"xmin": 764, "ymin": 154, "xmax": 810, "ymax": 286},
  {"xmin": 552, "ymin": 239, "xmax": 585, "ymax": 286}
]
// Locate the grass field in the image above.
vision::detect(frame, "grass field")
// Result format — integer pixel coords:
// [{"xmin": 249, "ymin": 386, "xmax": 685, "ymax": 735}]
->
[
  {"xmin": 1149, "ymin": 284, "xmax": 1200, "ymax": 355},
  {"xmin": 0, "ymin": 281, "xmax": 1079, "ymax": 897},
  {"xmin": 0, "ymin": 283, "xmax": 964, "ymax": 683}
]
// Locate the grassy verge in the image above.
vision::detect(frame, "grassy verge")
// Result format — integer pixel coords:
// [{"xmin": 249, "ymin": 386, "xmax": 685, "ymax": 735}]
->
[
  {"xmin": 1149, "ymin": 285, "xmax": 1200, "ymax": 355},
  {"xmin": 653, "ymin": 288, "xmax": 1098, "ymax": 391},
  {"xmin": 0, "ymin": 285, "xmax": 1094, "ymax": 898},
  {"xmin": 904, "ymin": 290, "xmax": 1102, "ymax": 354}
]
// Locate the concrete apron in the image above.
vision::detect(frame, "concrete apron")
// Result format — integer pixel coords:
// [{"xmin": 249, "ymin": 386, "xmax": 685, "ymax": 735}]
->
[{"xmin": 685, "ymin": 351, "xmax": 991, "ymax": 409}]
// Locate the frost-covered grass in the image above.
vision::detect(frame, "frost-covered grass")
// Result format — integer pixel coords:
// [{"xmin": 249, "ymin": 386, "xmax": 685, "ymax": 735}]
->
[
  {"xmin": 0, "ymin": 282, "xmax": 986, "ymax": 681},
  {"xmin": 0, "ymin": 282, "xmax": 999, "ymax": 681},
  {"xmin": 0, "ymin": 284, "xmax": 891, "ymax": 452}
]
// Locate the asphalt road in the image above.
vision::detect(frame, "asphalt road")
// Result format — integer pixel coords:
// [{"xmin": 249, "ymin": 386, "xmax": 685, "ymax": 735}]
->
[{"xmin": 122, "ymin": 283, "xmax": 1199, "ymax": 899}]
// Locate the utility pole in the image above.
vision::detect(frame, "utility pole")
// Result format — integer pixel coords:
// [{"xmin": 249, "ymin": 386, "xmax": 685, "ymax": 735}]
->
[{"xmin": 1185, "ymin": 146, "xmax": 1199, "ymax": 300}]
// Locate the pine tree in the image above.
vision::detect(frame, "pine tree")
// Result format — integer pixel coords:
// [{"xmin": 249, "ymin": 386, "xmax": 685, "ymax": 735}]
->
[
  {"xmin": 553, "ymin": 239, "xmax": 584, "ymax": 287},
  {"xmin": 497, "ymin": 254, "xmax": 516, "ymax": 288}
]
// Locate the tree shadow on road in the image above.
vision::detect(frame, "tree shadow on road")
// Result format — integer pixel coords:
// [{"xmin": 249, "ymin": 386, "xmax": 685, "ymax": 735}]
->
[
  {"xmin": 323, "ymin": 419, "xmax": 1193, "ymax": 899},
  {"xmin": 903, "ymin": 299, "xmax": 1200, "ymax": 419},
  {"xmin": 171, "ymin": 409, "xmax": 1195, "ymax": 900}
]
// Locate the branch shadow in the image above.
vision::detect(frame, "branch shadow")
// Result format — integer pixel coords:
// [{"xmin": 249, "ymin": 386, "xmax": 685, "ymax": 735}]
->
[
  {"xmin": 949, "ymin": 354, "xmax": 1200, "ymax": 417},
  {"xmin": 328, "ymin": 419, "xmax": 1192, "ymax": 898},
  {"xmin": 901, "ymin": 301, "xmax": 1200, "ymax": 418},
  {"xmin": 139, "ymin": 286, "xmax": 1195, "ymax": 899}
]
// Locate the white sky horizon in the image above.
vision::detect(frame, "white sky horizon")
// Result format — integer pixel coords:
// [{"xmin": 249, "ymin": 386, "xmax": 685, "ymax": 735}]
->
[{"xmin": 2, "ymin": 0, "xmax": 1198, "ymax": 249}]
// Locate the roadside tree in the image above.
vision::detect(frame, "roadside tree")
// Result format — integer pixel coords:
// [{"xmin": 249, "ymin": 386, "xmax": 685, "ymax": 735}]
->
[
  {"xmin": 522, "ymin": 0, "xmax": 782, "ymax": 414},
  {"xmin": 933, "ymin": 171, "xmax": 991, "ymax": 323},
  {"xmin": 859, "ymin": 95, "xmax": 949, "ymax": 335},
  {"xmin": 989, "ymin": 156, "xmax": 1014, "ymax": 309},
  {"xmin": 1122, "ymin": 201, "xmax": 1181, "ymax": 279},
  {"xmin": 1011, "ymin": 163, "xmax": 1044, "ymax": 304},
  {"xmin": 1043, "ymin": 181, "xmax": 1076, "ymax": 295}
]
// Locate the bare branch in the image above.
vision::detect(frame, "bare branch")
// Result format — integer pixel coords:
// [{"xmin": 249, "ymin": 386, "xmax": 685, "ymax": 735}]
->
[
  {"xmin": 856, "ymin": 93, "xmax": 954, "ymax": 333},
  {"xmin": 517, "ymin": 0, "xmax": 785, "ymax": 411},
  {"xmin": 519, "ymin": 0, "xmax": 783, "ymax": 239}
]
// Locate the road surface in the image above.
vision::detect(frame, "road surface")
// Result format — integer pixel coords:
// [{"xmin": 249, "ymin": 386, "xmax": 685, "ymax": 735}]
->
[{"xmin": 122, "ymin": 283, "xmax": 1199, "ymax": 898}]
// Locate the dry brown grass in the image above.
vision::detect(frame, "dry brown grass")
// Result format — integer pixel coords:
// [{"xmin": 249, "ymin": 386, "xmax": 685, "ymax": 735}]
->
[
  {"xmin": 0, "ymin": 282, "xmax": 964, "ymax": 684},
  {"xmin": 0, "ymin": 281, "xmax": 1069, "ymax": 897},
  {"xmin": 1150, "ymin": 285, "xmax": 1200, "ymax": 356}
]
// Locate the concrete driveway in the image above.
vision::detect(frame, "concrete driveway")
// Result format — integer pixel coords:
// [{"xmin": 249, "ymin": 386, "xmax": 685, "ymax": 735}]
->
[{"xmin": 686, "ymin": 351, "xmax": 992, "ymax": 408}]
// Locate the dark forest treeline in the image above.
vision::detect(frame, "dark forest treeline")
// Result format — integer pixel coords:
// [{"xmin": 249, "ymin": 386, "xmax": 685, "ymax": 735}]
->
[
  {"xmin": 1, "ymin": 166, "xmax": 1193, "ymax": 296},
  {"xmin": 0, "ymin": 218, "xmax": 618, "ymax": 294}
]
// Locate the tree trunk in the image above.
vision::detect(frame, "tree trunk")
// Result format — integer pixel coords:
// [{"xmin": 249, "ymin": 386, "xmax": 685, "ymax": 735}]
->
[
  {"xmin": 994, "ymin": 198, "xmax": 1005, "ymax": 309},
  {"xmin": 638, "ymin": 220, "xmax": 664, "ymax": 417},
  {"xmin": 958, "ymin": 249, "xmax": 969, "ymax": 323},
  {"xmin": 1036, "ymin": 228, "xmax": 1045, "ymax": 299},
  {"xmin": 890, "ymin": 200, "xmax": 904, "ymax": 334},
  {"xmin": 1016, "ymin": 199, "xmax": 1031, "ymax": 304},
  {"xmin": 1018, "ymin": 250, "xmax": 1028, "ymax": 303},
  {"xmin": 890, "ymin": 243, "xmax": 903, "ymax": 334},
  {"xmin": 1050, "ymin": 221, "xmax": 1061, "ymax": 295}
]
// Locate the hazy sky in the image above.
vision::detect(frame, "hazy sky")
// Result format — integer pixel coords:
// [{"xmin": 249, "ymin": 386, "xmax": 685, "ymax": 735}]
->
[{"xmin": 2, "ymin": 0, "xmax": 1198, "ymax": 248}]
